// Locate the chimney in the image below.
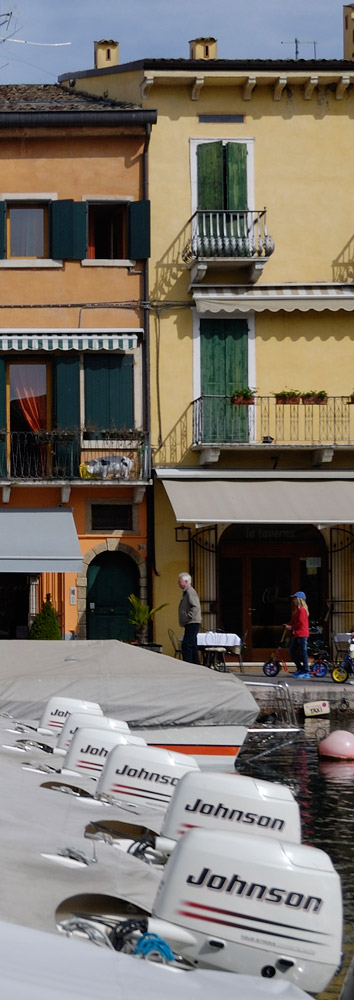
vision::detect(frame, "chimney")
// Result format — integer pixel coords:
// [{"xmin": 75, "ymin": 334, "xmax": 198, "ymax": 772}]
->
[
  {"xmin": 94, "ymin": 39, "xmax": 119, "ymax": 69},
  {"xmin": 343, "ymin": 4, "xmax": 354, "ymax": 58},
  {"xmin": 189, "ymin": 37, "xmax": 218, "ymax": 60}
]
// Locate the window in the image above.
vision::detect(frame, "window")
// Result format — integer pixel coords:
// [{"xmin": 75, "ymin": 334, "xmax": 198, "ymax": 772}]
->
[
  {"xmin": 88, "ymin": 204, "xmax": 126, "ymax": 259},
  {"xmin": 197, "ymin": 141, "xmax": 248, "ymax": 212},
  {"xmin": 7, "ymin": 204, "xmax": 48, "ymax": 258},
  {"xmin": 0, "ymin": 198, "xmax": 151, "ymax": 262},
  {"xmin": 91, "ymin": 504, "xmax": 133, "ymax": 531}
]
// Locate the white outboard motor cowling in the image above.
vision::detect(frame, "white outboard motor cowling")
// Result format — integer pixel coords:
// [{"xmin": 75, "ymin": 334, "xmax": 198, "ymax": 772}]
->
[
  {"xmin": 55, "ymin": 713, "xmax": 130, "ymax": 756},
  {"xmin": 37, "ymin": 697, "xmax": 102, "ymax": 735},
  {"xmin": 156, "ymin": 771, "xmax": 301, "ymax": 856},
  {"xmin": 96, "ymin": 743, "xmax": 199, "ymax": 808},
  {"xmin": 149, "ymin": 828, "xmax": 342, "ymax": 993},
  {"xmin": 62, "ymin": 727, "xmax": 146, "ymax": 779}
]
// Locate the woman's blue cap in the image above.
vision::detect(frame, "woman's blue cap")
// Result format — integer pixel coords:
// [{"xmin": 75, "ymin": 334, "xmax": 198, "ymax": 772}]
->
[{"xmin": 292, "ymin": 591, "xmax": 306, "ymax": 600}]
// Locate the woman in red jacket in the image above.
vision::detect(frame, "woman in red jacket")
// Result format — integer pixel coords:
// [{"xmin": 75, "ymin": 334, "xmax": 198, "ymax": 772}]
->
[{"xmin": 285, "ymin": 591, "xmax": 310, "ymax": 679}]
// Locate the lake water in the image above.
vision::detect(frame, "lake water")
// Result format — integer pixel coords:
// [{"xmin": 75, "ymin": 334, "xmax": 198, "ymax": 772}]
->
[{"xmin": 236, "ymin": 717, "xmax": 354, "ymax": 1000}]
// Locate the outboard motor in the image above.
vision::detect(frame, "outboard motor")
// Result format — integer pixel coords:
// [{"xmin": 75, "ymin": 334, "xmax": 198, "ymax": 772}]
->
[
  {"xmin": 38, "ymin": 697, "xmax": 103, "ymax": 735},
  {"xmin": 62, "ymin": 727, "xmax": 146, "ymax": 780},
  {"xmin": 96, "ymin": 743, "xmax": 199, "ymax": 808},
  {"xmin": 155, "ymin": 771, "xmax": 301, "ymax": 857},
  {"xmin": 55, "ymin": 713, "xmax": 130, "ymax": 756},
  {"xmin": 148, "ymin": 828, "xmax": 342, "ymax": 994}
]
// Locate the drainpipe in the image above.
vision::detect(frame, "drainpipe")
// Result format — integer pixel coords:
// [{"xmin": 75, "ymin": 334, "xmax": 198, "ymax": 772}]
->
[{"xmin": 142, "ymin": 123, "xmax": 155, "ymax": 628}]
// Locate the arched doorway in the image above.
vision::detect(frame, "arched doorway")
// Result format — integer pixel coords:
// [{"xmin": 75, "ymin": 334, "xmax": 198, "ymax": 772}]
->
[
  {"xmin": 218, "ymin": 524, "xmax": 327, "ymax": 661},
  {"xmin": 86, "ymin": 551, "xmax": 139, "ymax": 641}
]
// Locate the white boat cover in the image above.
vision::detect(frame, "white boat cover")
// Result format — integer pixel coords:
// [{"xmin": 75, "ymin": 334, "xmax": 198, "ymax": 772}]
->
[
  {"xmin": 0, "ymin": 639, "xmax": 258, "ymax": 727},
  {"xmin": 0, "ymin": 918, "xmax": 313, "ymax": 1000}
]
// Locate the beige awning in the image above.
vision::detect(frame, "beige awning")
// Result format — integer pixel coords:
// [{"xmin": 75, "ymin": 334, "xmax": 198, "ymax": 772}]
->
[
  {"xmin": 162, "ymin": 478, "xmax": 354, "ymax": 525},
  {"xmin": 193, "ymin": 285, "xmax": 354, "ymax": 314}
]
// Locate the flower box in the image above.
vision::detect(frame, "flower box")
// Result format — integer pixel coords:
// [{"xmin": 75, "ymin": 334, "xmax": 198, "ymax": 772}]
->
[
  {"xmin": 301, "ymin": 394, "xmax": 327, "ymax": 405},
  {"xmin": 275, "ymin": 395, "xmax": 300, "ymax": 405},
  {"xmin": 230, "ymin": 394, "xmax": 255, "ymax": 405}
]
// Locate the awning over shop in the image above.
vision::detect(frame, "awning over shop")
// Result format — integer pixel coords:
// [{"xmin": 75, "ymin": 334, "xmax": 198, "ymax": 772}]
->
[
  {"xmin": 0, "ymin": 331, "xmax": 140, "ymax": 351},
  {"xmin": 161, "ymin": 477, "xmax": 354, "ymax": 526},
  {"xmin": 0, "ymin": 508, "xmax": 82, "ymax": 572},
  {"xmin": 192, "ymin": 285, "xmax": 354, "ymax": 314}
]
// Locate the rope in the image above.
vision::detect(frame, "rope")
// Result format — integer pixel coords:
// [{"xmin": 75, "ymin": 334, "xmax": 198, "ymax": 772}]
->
[{"xmin": 133, "ymin": 932, "xmax": 175, "ymax": 963}]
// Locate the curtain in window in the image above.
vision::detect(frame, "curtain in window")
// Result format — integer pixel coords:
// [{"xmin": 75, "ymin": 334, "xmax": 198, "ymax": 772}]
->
[
  {"xmin": 10, "ymin": 364, "xmax": 47, "ymax": 431},
  {"xmin": 9, "ymin": 206, "xmax": 44, "ymax": 257}
]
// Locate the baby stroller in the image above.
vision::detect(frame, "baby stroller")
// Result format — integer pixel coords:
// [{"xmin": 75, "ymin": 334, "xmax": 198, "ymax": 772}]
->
[{"xmin": 263, "ymin": 629, "xmax": 290, "ymax": 676}]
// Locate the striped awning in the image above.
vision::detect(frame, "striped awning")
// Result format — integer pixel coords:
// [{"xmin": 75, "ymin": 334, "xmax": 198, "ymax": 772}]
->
[
  {"xmin": 0, "ymin": 331, "xmax": 140, "ymax": 351},
  {"xmin": 192, "ymin": 285, "xmax": 354, "ymax": 314}
]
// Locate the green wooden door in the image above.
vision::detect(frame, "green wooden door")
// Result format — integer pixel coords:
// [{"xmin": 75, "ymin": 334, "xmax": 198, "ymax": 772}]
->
[
  {"xmin": 87, "ymin": 551, "xmax": 139, "ymax": 640},
  {"xmin": 197, "ymin": 142, "xmax": 248, "ymax": 253},
  {"xmin": 200, "ymin": 318, "xmax": 249, "ymax": 442}
]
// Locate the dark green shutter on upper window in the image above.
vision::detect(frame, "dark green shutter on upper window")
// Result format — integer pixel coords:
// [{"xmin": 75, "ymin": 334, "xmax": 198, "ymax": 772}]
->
[
  {"xmin": 197, "ymin": 142, "xmax": 247, "ymax": 210},
  {"xmin": 225, "ymin": 143, "xmax": 248, "ymax": 210},
  {"xmin": 128, "ymin": 201, "xmax": 150, "ymax": 260},
  {"xmin": 197, "ymin": 142, "xmax": 224, "ymax": 209},
  {"xmin": 84, "ymin": 355, "xmax": 134, "ymax": 432},
  {"xmin": 51, "ymin": 200, "xmax": 87, "ymax": 260}
]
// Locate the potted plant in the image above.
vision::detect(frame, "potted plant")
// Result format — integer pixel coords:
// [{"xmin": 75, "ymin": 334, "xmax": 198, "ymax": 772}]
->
[
  {"xmin": 347, "ymin": 390, "xmax": 354, "ymax": 404},
  {"xmin": 274, "ymin": 389, "xmax": 301, "ymax": 404},
  {"xmin": 301, "ymin": 390, "xmax": 328, "ymax": 404},
  {"xmin": 127, "ymin": 593, "xmax": 168, "ymax": 649},
  {"xmin": 29, "ymin": 593, "xmax": 62, "ymax": 640},
  {"xmin": 230, "ymin": 387, "xmax": 256, "ymax": 405}
]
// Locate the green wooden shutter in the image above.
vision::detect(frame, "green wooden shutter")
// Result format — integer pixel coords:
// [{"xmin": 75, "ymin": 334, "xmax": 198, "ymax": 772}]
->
[
  {"xmin": 0, "ymin": 203, "xmax": 6, "ymax": 259},
  {"xmin": 128, "ymin": 201, "xmax": 150, "ymax": 259},
  {"xmin": 200, "ymin": 318, "xmax": 248, "ymax": 442},
  {"xmin": 225, "ymin": 143, "xmax": 247, "ymax": 210},
  {"xmin": 51, "ymin": 200, "xmax": 87, "ymax": 260},
  {"xmin": 53, "ymin": 357, "xmax": 80, "ymax": 475},
  {"xmin": 0, "ymin": 357, "xmax": 6, "ymax": 474},
  {"xmin": 197, "ymin": 142, "xmax": 224, "ymax": 209},
  {"xmin": 84, "ymin": 355, "xmax": 134, "ymax": 432},
  {"xmin": 54, "ymin": 357, "xmax": 80, "ymax": 429}
]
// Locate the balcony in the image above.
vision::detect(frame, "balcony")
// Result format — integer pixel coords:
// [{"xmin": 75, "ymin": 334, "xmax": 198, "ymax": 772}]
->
[
  {"xmin": 0, "ymin": 430, "xmax": 151, "ymax": 483},
  {"xmin": 182, "ymin": 209, "xmax": 274, "ymax": 283},
  {"xmin": 192, "ymin": 396, "xmax": 354, "ymax": 463}
]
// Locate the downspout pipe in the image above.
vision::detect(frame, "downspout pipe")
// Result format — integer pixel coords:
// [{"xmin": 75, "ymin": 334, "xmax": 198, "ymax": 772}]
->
[{"xmin": 142, "ymin": 122, "xmax": 155, "ymax": 627}]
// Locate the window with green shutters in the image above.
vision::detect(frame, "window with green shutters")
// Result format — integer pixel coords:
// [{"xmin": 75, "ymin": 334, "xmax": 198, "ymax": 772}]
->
[
  {"xmin": 0, "ymin": 199, "xmax": 151, "ymax": 261},
  {"xmin": 196, "ymin": 142, "xmax": 248, "ymax": 255}
]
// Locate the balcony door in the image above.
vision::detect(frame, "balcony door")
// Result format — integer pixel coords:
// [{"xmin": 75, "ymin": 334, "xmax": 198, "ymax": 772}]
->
[
  {"xmin": 8, "ymin": 362, "xmax": 51, "ymax": 477},
  {"xmin": 200, "ymin": 318, "xmax": 249, "ymax": 443}
]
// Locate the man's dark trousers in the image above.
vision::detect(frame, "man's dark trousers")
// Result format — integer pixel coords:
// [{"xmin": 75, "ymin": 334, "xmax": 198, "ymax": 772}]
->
[{"xmin": 182, "ymin": 623, "xmax": 200, "ymax": 664}]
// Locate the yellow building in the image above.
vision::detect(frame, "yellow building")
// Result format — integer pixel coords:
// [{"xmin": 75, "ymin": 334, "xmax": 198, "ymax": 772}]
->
[
  {"xmin": 0, "ymin": 84, "xmax": 156, "ymax": 640},
  {"xmin": 60, "ymin": 35, "xmax": 354, "ymax": 659}
]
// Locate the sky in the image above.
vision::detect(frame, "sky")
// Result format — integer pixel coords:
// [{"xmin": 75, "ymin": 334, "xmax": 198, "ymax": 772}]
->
[{"xmin": 0, "ymin": 0, "xmax": 347, "ymax": 85}]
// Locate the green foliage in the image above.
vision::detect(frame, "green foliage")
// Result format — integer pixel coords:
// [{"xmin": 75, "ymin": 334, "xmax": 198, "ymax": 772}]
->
[
  {"xmin": 29, "ymin": 593, "xmax": 62, "ymax": 640},
  {"xmin": 230, "ymin": 386, "xmax": 256, "ymax": 402},
  {"xmin": 127, "ymin": 593, "xmax": 168, "ymax": 644}
]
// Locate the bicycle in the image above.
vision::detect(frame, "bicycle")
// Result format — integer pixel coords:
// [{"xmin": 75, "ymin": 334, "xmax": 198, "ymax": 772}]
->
[
  {"xmin": 263, "ymin": 626, "xmax": 328, "ymax": 678},
  {"xmin": 331, "ymin": 635, "xmax": 354, "ymax": 683}
]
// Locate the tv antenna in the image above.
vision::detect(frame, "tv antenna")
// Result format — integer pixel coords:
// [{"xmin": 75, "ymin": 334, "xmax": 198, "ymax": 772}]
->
[{"xmin": 281, "ymin": 38, "xmax": 318, "ymax": 60}]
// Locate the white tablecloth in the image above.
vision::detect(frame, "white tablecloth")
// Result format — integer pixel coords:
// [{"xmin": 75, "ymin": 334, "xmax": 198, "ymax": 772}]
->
[{"xmin": 197, "ymin": 631, "xmax": 241, "ymax": 649}]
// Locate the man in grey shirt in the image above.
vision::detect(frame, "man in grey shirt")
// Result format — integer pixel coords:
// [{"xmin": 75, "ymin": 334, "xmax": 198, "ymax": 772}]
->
[{"xmin": 178, "ymin": 572, "xmax": 202, "ymax": 664}]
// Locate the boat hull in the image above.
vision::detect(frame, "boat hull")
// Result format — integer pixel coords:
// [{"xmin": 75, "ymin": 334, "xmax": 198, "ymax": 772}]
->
[{"xmin": 131, "ymin": 725, "xmax": 248, "ymax": 769}]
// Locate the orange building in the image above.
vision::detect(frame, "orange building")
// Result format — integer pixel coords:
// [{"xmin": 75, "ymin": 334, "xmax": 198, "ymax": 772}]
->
[{"xmin": 0, "ymin": 84, "xmax": 156, "ymax": 640}]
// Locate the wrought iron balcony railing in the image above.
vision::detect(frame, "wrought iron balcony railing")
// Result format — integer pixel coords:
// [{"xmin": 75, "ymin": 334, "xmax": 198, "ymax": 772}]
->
[
  {"xmin": 0, "ymin": 430, "xmax": 151, "ymax": 481},
  {"xmin": 193, "ymin": 395, "xmax": 354, "ymax": 447},
  {"xmin": 182, "ymin": 209, "xmax": 275, "ymax": 263}
]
